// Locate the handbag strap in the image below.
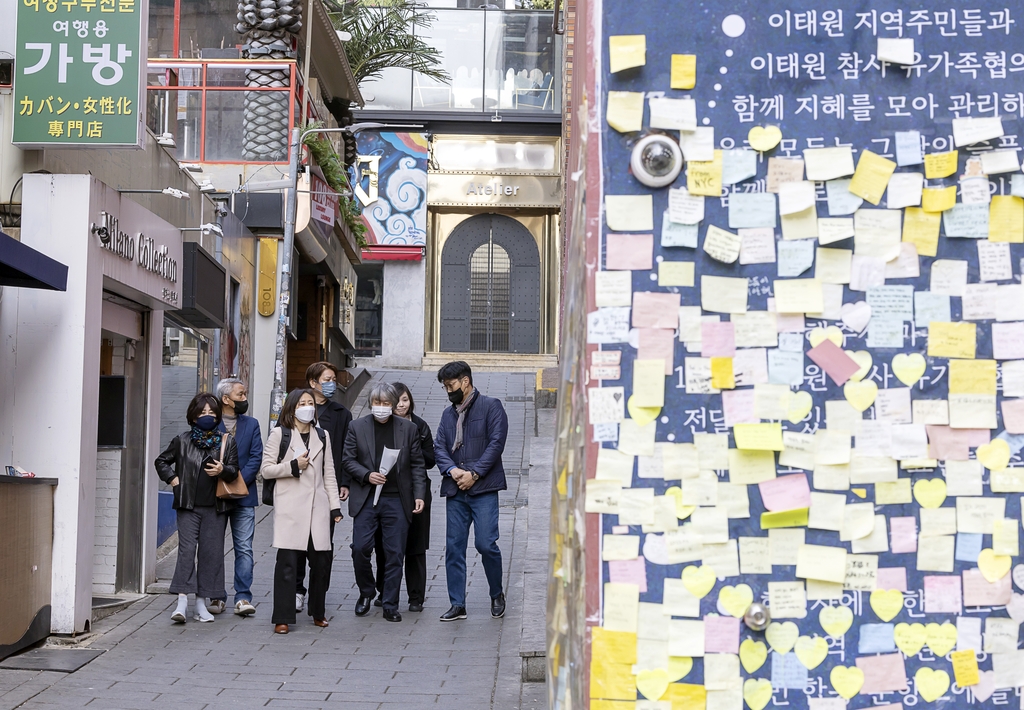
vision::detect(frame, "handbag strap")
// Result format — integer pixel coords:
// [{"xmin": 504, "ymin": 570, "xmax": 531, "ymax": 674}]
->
[{"xmin": 219, "ymin": 433, "xmax": 229, "ymax": 462}]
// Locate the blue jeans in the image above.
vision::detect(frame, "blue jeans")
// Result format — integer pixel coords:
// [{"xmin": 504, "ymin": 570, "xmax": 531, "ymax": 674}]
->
[
  {"xmin": 445, "ymin": 490, "xmax": 503, "ymax": 607},
  {"xmin": 224, "ymin": 506, "xmax": 256, "ymax": 603}
]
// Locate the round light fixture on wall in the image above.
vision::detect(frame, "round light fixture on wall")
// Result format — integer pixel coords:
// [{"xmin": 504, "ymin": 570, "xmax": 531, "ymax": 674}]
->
[{"xmin": 630, "ymin": 134, "xmax": 684, "ymax": 188}]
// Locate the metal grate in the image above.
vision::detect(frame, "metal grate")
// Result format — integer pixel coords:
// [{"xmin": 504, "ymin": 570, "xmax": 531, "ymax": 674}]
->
[{"xmin": 469, "ymin": 238, "xmax": 512, "ymax": 352}]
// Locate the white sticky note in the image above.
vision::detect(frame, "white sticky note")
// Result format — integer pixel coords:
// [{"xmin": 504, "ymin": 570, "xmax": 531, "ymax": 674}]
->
[
  {"xmin": 804, "ymin": 147, "xmax": 855, "ymax": 181},
  {"xmin": 895, "ymin": 130, "xmax": 923, "ymax": 167},
  {"xmin": 886, "ymin": 173, "xmax": 924, "ymax": 209},
  {"xmin": 981, "ymin": 149, "xmax": 1021, "ymax": 175},
  {"xmin": 877, "ymin": 38, "xmax": 915, "ymax": 65},
  {"xmin": 953, "ymin": 117, "xmax": 1005, "ymax": 147},
  {"xmin": 649, "ymin": 97, "xmax": 697, "ymax": 131}
]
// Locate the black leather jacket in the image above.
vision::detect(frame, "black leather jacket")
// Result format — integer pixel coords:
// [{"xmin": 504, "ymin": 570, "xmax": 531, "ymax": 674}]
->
[{"xmin": 155, "ymin": 432, "xmax": 240, "ymax": 513}]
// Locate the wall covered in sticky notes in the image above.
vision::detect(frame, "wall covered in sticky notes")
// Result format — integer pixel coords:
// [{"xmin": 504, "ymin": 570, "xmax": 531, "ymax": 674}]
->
[{"xmin": 575, "ymin": 2, "xmax": 1024, "ymax": 709}]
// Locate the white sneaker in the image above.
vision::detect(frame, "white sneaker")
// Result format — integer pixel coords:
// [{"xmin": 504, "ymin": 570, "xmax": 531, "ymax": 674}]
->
[
  {"xmin": 235, "ymin": 600, "xmax": 256, "ymax": 616},
  {"xmin": 170, "ymin": 610, "xmax": 186, "ymax": 623},
  {"xmin": 207, "ymin": 599, "xmax": 226, "ymax": 615},
  {"xmin": 295, "ymin": 593, "xmax": 305, "ymax": 612},
  {"xmin": 194, "ymin": 612, "xmax": 214, "ymax": 623}
]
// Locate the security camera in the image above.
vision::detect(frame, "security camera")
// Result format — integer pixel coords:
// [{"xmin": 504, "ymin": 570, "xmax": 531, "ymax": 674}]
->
[
  {"xmin": 630, "ymin": 133, "xmax": 684, "ymax": 188},
  {"xmin": 200, "ymin": 223, "xmax": 223, "ymax": 236},
  {"xmin": 91, "ymin": 223, "xmax": 110, "ymax": 244},
  {"xmin": 162, "ymin": 187, "xmax": 190, "ymax": 200}
]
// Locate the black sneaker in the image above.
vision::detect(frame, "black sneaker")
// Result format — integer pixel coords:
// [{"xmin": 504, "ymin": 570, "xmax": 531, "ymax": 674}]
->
[
  {"xmin": 491, "ymin": 593, "xmax": 506, "ymax": 619},
  {"xmin": 409, "ymin": 601, "xmax": 424, "ymax": 613},
  {"xmin": 439, "ymin": 605, "xmax": 467, "ymax": 621},
  {"xmin": 383, "ymin": 609, "xmax": 402, "ymax": 622}
]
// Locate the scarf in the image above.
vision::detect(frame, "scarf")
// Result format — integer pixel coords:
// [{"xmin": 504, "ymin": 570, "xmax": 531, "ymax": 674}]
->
[
  {"xmin": 189, "ymin": 427, "xmax": 222, "ymax": 450},
  {"xmin": 452, "ymin": 389, "xmax": 477, "ymax": 451}
]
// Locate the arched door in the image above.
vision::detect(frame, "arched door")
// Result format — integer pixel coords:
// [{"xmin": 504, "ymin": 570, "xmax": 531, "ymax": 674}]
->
[{"xmin": 440, "ymin": 214, "xmax": 540, "ymax": 353}]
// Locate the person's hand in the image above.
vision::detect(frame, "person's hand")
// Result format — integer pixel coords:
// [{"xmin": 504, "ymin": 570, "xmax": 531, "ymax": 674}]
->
[
  {"xmin": 455, "ymin": 470, "xmax": 476, "ymax": 491},
  {"xmin": 170, "ymin": 477, "xmax": 180, "ymax": 487},
  {"xmin": 295, "ymin": 451, "xmax": 310, "ymax": 470},
  {"xmin": 331, "ymin": 508, "xmax": 343, "ymax": 523},
  {"xmin": 204, "ymin": 460, "xmax": 224, "ymax": 477},
  {"xmin": 413, "ymin": 499, "xmax": 425, "ymax": 514},
  {"xmin": 339, "ymin": 486, "xmax": 349, "ymax": 501},
  {"xmin": 368, "ymin": 471, "xmax": 387, "ymax": 485}
]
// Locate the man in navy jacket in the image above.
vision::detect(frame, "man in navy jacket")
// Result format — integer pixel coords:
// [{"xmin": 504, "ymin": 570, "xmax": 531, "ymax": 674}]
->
[
  {"xmin": 210, "ymin": 377, "xmax": 263, "ymax": 616},
  {"xmin": 434, "ymin": 361, "xmax": 508, "ymax": 621}
]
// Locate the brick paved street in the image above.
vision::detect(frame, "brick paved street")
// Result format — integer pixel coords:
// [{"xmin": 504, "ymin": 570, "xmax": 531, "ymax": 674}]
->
[{"xmin": 1, "ymin": 370, "xmax": 549, "ymax": 710}]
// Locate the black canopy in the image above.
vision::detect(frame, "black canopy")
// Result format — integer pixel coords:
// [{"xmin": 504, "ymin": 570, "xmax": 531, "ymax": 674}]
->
[{"xmin": 0, "ymin": 232, "xmax": 68, "ymax": 291}]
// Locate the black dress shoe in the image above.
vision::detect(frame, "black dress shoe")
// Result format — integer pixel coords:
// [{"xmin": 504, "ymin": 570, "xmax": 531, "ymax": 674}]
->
[
  {"xmin": 383, "ymin": 609, "xmax": 402, "ymax": 622},
  {"xmin": 373, "ymin": 594, "xmax": 383, "ymax": 608},
  {"xmin": 408, "ymin": 601, "xmax": 424, "ymax": 613},
  {"xmin": 491, "ymin": 593, "xmax": 506, "ymax": 619},
  {"xmin": 354, "ymin": 596, "xmax": 372, "ymax": 617},
  {"xmin": 439, "ymin": 605, "xmax": 467, "ymax": 621}
]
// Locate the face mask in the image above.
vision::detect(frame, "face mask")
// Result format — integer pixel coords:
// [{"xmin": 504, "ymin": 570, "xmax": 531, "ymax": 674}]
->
[
  {"xmin": 320, "ymin": 381, "xmax": 337, "ymax": 398},
  {"xmin": 372, "ymin": 405, "xmax": 392, "ymax": 422},
  {"xmin": 195, "ymin": 415, "xmax": 218, "ymax": 431},
  {"xmin": 295, "ymin": 405, "xmax": 316, "ymax": 424},
  {"xmin": 448, "ymin": 388, "xmax": 465, "ymax": 406},
  {"xmin": 232, "ymin": 399, "xmax": 249, "ymax": 416}
]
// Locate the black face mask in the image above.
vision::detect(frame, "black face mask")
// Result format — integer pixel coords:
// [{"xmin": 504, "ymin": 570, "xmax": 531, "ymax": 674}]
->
[
  {"xmin": 232, "ymin": 399, "xmax": 249, "ymax": 416},
  {"xmin": 448, "ymin": 388, "xmax": 465, "ymax": 406}
]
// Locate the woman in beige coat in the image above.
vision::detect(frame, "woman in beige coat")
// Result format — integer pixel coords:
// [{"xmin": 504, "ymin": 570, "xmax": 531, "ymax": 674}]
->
[{"xmin": 261, "ymin": 389, "xmax": 342, "ymax": 634}]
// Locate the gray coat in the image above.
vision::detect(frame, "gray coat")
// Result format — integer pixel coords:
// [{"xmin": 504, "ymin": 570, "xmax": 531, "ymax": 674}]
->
[{"xmin": 342, "ymin": 415, "xmax": 427, "ymax": 521}]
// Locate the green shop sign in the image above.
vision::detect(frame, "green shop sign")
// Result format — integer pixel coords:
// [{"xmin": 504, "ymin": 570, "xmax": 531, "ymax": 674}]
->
[{"xmin": 14, "ymin": 0, "xmax": 147, "ymax": 147}]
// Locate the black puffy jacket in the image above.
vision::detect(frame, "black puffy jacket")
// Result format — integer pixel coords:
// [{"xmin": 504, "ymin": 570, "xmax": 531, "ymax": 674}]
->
[{"xmin": 155, "ymin": 432, "xmax": 240, "ymax": 513}]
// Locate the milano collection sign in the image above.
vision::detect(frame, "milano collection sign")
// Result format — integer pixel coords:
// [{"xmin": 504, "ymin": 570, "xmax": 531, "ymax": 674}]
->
[
  {"xmin": 95, "ymin": 209, "xmax": 179, "ymax": 305},
  {"xmin": 13, "ymin": 0, "xmax": 147, "ymax": 147}
]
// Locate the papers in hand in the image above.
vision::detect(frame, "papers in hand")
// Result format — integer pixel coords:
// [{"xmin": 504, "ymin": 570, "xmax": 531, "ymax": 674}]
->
[{"xmin": 373, "ymin": 447, "xmax": 401, "ymax": 506}]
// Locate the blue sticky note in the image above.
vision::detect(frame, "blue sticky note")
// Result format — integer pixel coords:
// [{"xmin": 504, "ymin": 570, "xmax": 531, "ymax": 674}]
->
[
  {"xmin": 729, "ymin": 192, "xmax": 777, "ymax": 229},
  {"xmin": 661, "ymin": 210, "xmax": 698, "ymax": 248},
  {"xmin": 825, "ymin": 178, "xmax": 863, "ymax": 216},
  {"xmin": 858, "ymin": 623, "xmax": 896, "ymax": 654},
  {"xmin": 722, "ymin": 149, "xmax": 758, "ymax": 185},
  {"xmin": 998, "ymin": 432, "xmax": 1024, "ymax": 455},
  {"xmin": 895, "ymin": 130, "xmax": 923, "ymax": 167},
  {"xmin": 914, "ymin": 292, "xmax": 951, "ymax": 329},
  {"xmin": 777, "ymin": 240, "xmax": 814, "ymax": 277},
  {"xmin": 771, "ymin": 651, "xmax": 808, "ymax": 690},
  {"xmin": 768, "ymin": 349, "xmax": 804, "ymax": 386},
  {"xmin": 956, "ymin": 533, "xmax": 983, "ymax": 562},
  {"xmin": 943, "ymin": 204, "xmax": 988, "ymax": 238}
]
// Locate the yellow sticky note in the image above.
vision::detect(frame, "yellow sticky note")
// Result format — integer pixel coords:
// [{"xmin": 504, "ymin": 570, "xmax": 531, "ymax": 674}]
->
[
  {"xmin": 773, "ymin": 278, "xmax": 824, "ymax": 314},
  {"xmin": 701, "ymin": 275, "xmax": 748, "ymax": 314},
  {"xmin": 902, "ymin": 207, "xmax": 941, "ymax": 257},
  {"xmin": 949, "ymin": 359, "xmax": 997, "ymax": 395},
  {"xmin": 710, "ymin": 357, "xmax": 735, "ymax": 390},
  {"xmin": 668, "ymin": 683, "xmax": 706, "ymax": 709},
  {"xmin": 729, "ymin": 449, "xmax": 776, "ymax": 484},
  {"xmin": 658, "ymin": 261, "xmax": 695, "ymax": 286},
  {"xmin": 671, "ymin": 54, "xmax": 697, "ymax": 89},
  {"xmin": 848, "ymin": 150, "xmax": 897, "ymax": 205},
  {"xmin": 734, "ymin": 422, "xmax": 784, "ymax": 451},
  {"xmin": 607, "ymin": 91, "xmax": 644, "ymax": 133},
  {"xmin": 592, "ymin": 628, "xmax": 638, "ymax": 666},
  {"xmin": 761, "ymin": 508, "xmax": 810, "ymax": 528},
  {"xmin": 632, "ymin": 359, "xmax": 665, "ymax": 408},
  {"xmin": 951, "ymin": 649, "xmax": 980, "ymax": 687},
  {"xmin": 609, "ymin": 35, "xmax": 646, "ymax": 73},
  {"xmin": 928, "ymin": 322, "xmax": 976, "ymax": 359},
  {"xmin": 603, "ymin": 582, "xmax": 640, "ymax": 632},
  {"xmin": 606, "ymin": 195, "xmax": 654, "ymax": 231},
  {"xmin": 922, "ymin": 186, "xmax": 957, "ymax": 213},
  {"xmin": 924, "ymin": 150, "xmax": 959, "ymax": 179},
  {"xmin": 590, "ymin": 658, "xmax": 637, "ymax": 701},
  {"xmin": 591, "ymin": 701, "xmax": 635, "ymax": 710},
  {"xmin": 875, "ymin": 479, "xmax": 912, "ymax": 505},
  {"xmin": 688, "ymin": 150, "xmax": 723, "ymax": 197},
  {"xmin": 989, "ymin": 195, "xmax": 1024, "ymax": 243}
]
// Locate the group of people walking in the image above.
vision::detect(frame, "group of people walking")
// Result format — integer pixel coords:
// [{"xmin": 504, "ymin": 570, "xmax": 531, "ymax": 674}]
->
[{"xmin": 153, "ymin": 360, "xmax": 509, "ymax": 634}]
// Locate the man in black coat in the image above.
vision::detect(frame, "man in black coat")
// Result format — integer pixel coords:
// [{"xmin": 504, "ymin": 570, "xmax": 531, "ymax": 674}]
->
[
  {"xmin": 294, "ymin": 361, "xmax": 353, "ymax": 613},
  {"xmin": 343, "ymin": 382, "xmax": 426, "ymax": 622}
]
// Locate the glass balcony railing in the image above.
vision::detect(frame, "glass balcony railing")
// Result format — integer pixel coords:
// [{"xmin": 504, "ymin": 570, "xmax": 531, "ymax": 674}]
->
[{"xmin": 359, "ymin": 9, "xmax": 561, "ymax": 115}]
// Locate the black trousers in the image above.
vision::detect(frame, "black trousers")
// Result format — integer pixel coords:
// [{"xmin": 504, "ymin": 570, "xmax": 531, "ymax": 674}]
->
[
  {"xmin": 274, "ymin": 535, "xmax": 332, "ymax": 625},
  {"xmin": 352, "ymin": 495, "xmax": 408, "ymax": 612},
  {"xmin": 296, "ymin": 517, "xmax": 335, "ymax": 595},
  {"xmin": 375, "ymin": 534, "xmax": 427, "ymax": 604}
]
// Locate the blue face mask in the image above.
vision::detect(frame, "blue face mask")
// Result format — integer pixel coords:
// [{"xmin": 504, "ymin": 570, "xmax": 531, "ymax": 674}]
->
[
  {"xmin": 195, "ymin": 415, "xmax": 218, "ymax": 431},
  {"xmin": 320, "ymin": 381, "xmax": 337, "ymax": 398}
]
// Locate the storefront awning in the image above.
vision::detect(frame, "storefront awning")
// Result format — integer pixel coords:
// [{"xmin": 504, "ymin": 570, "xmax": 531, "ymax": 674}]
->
[
  {"xmin": 361, "ymin": 245, "xmax": 424, "ymax": 261},
  {"xmin": 0, "ymin": 231, "xmax": 68, "ymax": 291}
]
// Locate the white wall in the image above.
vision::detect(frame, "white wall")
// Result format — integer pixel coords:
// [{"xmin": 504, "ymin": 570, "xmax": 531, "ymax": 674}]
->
[
  {"xmin": 379, "ymin": 260, "xmax": 426, "ymax": 369},
  {"xmin": 92, "ymin": 449, "xmax": 121, "ymax": 595}
]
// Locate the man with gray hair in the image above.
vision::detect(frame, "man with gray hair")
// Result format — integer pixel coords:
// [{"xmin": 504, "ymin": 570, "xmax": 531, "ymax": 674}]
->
[{"xmin": 342, "ymin": 382, "xmax": 427, "ymax": 622}]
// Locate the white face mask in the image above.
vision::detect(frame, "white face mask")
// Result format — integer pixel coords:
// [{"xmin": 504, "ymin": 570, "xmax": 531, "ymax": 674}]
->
[
  {"xmin": 372, "ymin": 405, "xmax": 392, "ymax": 422},
  {"xmin": 295, "ymin": 405, "xmax": 316, "ymax": 424}
]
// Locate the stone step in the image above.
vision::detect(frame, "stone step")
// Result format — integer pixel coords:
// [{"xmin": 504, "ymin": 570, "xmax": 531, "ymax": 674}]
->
[{"xmin": 421, "ymin": 352, "xmax": 558, "ymax": 373}]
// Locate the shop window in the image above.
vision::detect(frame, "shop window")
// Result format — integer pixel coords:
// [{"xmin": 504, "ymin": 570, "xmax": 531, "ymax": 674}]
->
[{"xmin": 354, "ymin": 264, "xmax": 384, "ymax": 357}]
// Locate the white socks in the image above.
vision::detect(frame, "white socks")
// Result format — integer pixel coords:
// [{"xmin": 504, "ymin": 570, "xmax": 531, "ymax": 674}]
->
[
  {"xmin": 194, "ymin": 596, "xmax": 214, "ymax": 622},
  {"xmin": 171, "ymin": 594, "xmax": 188, "ymax": 622}
]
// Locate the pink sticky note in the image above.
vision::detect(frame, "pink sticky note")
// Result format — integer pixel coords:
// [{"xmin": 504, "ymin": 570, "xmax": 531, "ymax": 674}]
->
[
  {"xmin": 632, "ymin": 292, "xmax": 680, "ymax": 329},
  {"xmin": 758, "ymin": 474, "xmax": 811, "ymax": 512},
  {"xmin": 638, "ymin": 327, "xmax": 677, "ymax": 375},
  {"xmin": 1001, "ymin": 399, "xmax": 1024, "ymax": 434},
  {"xmin": 606, "ymin": 233, "xmax": 653, "ymax": 270},
  {"xmin": 993, "ymin": 321, "xmax": 1024, "ymax": 360},
  {"xmin": 701, "ymin": 321, "xmax": 736, "ymax": 358},
  {"xmin": 856, "ymin": 653, "xmax": 908, "ymax": 694},
  {"xmin": 806, "ymin": 339, "xmax": 861, "ymax": 386},
  {"xmin": 926, "ymin": 426, "xmax": 990, "ymax": 461},
  {"xmin": 704, "ymin": 614, "xmax": 740, "ymax": 654},
  {"xmin": 876, "ymin": 567, "xmax": 908, "ymax": 592},
  {"xmin": 722, "ymin": 390, "xmax": 758, "ymax": 427},
  {"xmin": 608, "ymin": 556, "xmax": 648, "ymax": 593},
  {"xmin": 924, "ymin": 575, "xmax": 963, "ymax": 614},
  {"xmin": 890, "ymin": 517, "xmax": 918, "ymax": 554},
  {"xmin": 962, "ymin": 568, "xmax": 1012, "ymax": 607}
]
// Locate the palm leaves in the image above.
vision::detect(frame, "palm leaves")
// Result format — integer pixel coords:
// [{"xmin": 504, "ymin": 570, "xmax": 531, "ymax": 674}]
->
[{"xmin": 326, "ymin": 0, "xmax": 449, "ymax": 85}]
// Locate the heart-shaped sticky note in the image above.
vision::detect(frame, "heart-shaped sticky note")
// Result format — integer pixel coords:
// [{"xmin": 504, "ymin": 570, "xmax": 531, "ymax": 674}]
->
[
  {"xmin": 718, "ymin": 584, "xmax": 754, "ymax": 618},
  {"xmin": 663, "ymin": 486, "xmax": 696, "ymax": 520},
  {"xmin": 818, "ymin": 605, "xmax": 853, "ymax": 638},
  {"xmin": 627, "ymin": 395, "xmax": 661, "ymax": 427},
  {"xmin": 869, "ymin": 589, "xmax": 904, "ymax": 622},
  {"xmin": 682, "ymin": 564, "xmax": 716, "ymax": 599},
  {"xmin": 1007, "ymin": 593, "xmax": 1024, "ymax": 623},
  {"xmin": 1014, "ymin": 564, "xmax": 1024, "ymax": 590},
  {"xmin": 915, "ymin": 667, "xmax": 950, "ymax": 703},
  {"xmin": 748, "ymin": 126, "xmax": 782, "ymax": 153},
  {"xmin": 739, "ymin": 639, "xmax": 768, "ymax": 673},
  {"xmin": 974, "ymin": 670, "xmax": 997, "ymax": 703},
  {"xmin": 765, "ymin": 621, "xmax": 800, "ymax": 655},
  {"xmin": 809, "ymin": 326, "xmax": 844, "ymax": 348},
  {"xmin": 891, "ymin": 353, "xmax": 927, "ymax": 387},
  {"xmin": 787, "ymin": 390, "xmax": 813, "ymax": 424},
  {"xmin": 666, "ymin": 656, "xmax": 693, "ymax": 682},
  {"xmin": 843, "ymin": 380, "xmax": 878, "ymax": 412},
  {"xmin": 743, "ymin": 678, "xmax": 774, "ymax": 710},
  {"xmin": 893, "ymin": 622, "xmax": 927, "ymax": 657},
  {"xmin": 794, "ymin": 635, "xmax": 829, "ymax": 670},
  {"xmin": 978, "ymin": 548, "xmax": 1012, "ymax": 583},
  {"xmin": 925, "ymin": 622, "xmax": 958, "ymax": 657},
  {"xmin": 977, "ymin": 439, "xmax": 1011, "ymax": 472},
  {"xmin": 840, "ymin": 301, "xmax": 872, "ymax": 333},
  {"xmin": 830, "ymin": 666, "xmax": 865, "ymax": 699},
  {"xmin": 636, "ymin": 668, "xmax": 670, "ymax": 701},
  {"xmin": 913, "ymin": 478, "xmax": 947, "ymax": 509},
  {"xmin": 846, "ymin": 351, "xmax": 872, "ymax": 383}
]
